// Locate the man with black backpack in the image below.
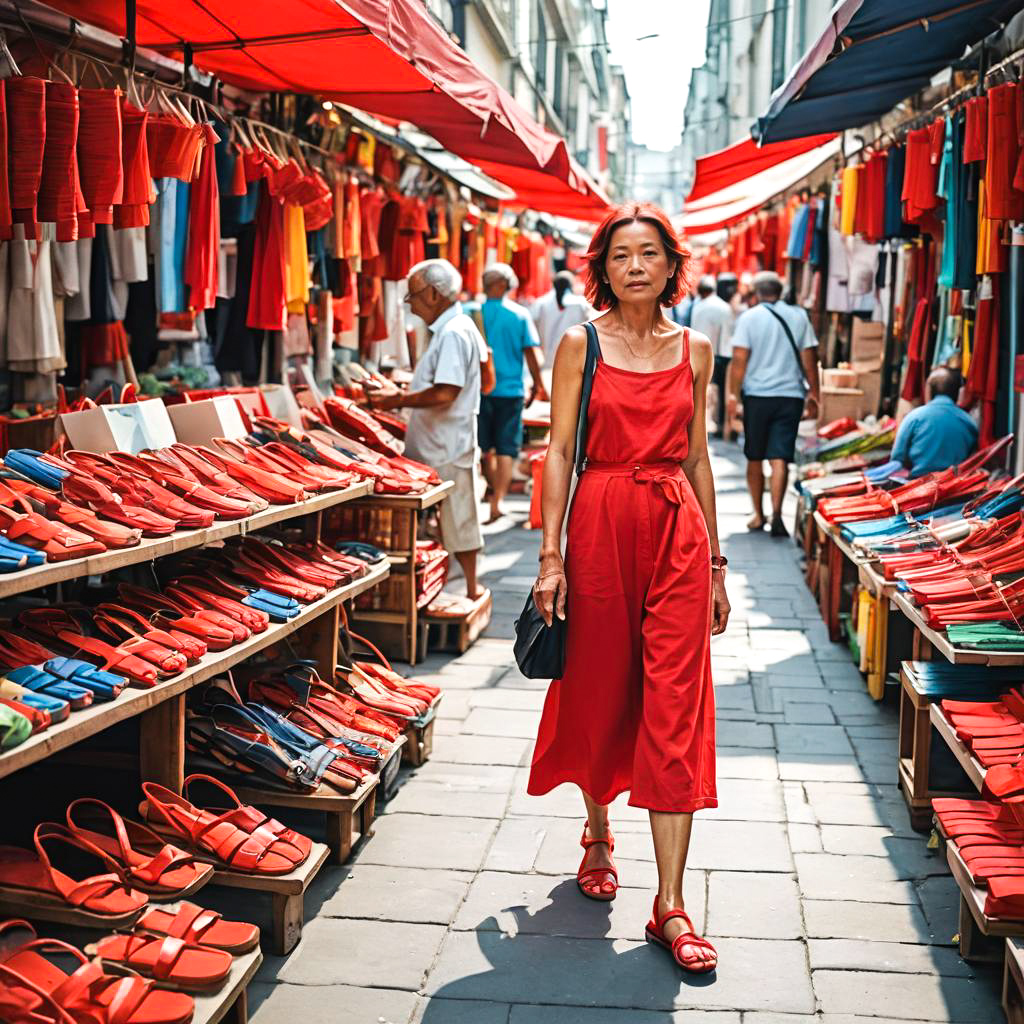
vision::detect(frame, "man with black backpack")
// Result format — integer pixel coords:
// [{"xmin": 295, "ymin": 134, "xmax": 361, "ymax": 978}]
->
[{"xmin": 726, "ymin": 271, "xmax": 820, "ymax": 538}]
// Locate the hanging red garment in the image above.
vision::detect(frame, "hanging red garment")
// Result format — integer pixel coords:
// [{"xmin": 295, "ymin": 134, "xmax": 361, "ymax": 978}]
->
[
  {"xmin": 900, "ymin": 241, "xmax": 936, "ymax": 404},
  {"xmin": 510, "ymin": 233, "xmax": 532, "ymax": 291},
  {"xmin": 185, "ymin": 124, "xmax": 220, "ymax": 311},
  {"xmin": 38, "ymin": 81, "xmax": 79, "ymax": 242},
  {"xmin": 114, "ymin": 102, "xmax": 154, "ymax": 230},
  {"xmin": 863, "ymin": 151, "xmax": 887, "ymax": 242},
  {"xmin": 373, "ymin": 142, "xmax": 400, "ymax": 184},
  {"xmin": 802, "ymin": 198, "xmax": 816, "ymax": 261},
  {"xmin": 986, "ymin": 83, "xmax": 1024, "ymax": 222},
  {"xmin": 247, "ymin": 182, "xmax": 287, "ymax": 331},
  {"xmin": 77, "ymin": 88, "xmax": 123, "ymax": 224},
  {"xmin": 359, "ymin": 187, "xmax": 384, "ymax": 271},
  {"xmin": 7, "ymin": 77, "xmax": 46, "ymax": 240},
  {"xmin": 964, "ymin": 96, "xmax": 988, "ymax": 163},
  {"xmin": 760, "ymin": 212, "xmax": 779, "ymax": 271},
  {"xmin": 853, "ymin": 164, "xmax": 872, "ymax": 236},
  {"xmin": 0, "ymin": 82, "xmax": 10, "ymax": 241},
  {"xmin": 902, "ymin": 128, "xmax": 937, "ymax": 214},
  {"xmin": 963, "ymin": 277, "xmax": 1000, "ymax": 447},
  {"xmin": 147, "ymin": 115, "xmax": 203, "ymax": 182}
]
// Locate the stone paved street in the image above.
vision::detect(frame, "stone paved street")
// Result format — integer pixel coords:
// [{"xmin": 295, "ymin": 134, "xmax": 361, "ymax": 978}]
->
[{"xmin": 248, "ymin": 442, "xmax": 1004, "ymax": 1022}]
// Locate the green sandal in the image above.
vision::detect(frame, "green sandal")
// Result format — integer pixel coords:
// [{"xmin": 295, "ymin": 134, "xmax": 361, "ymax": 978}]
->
[{"xmin": 0, "ymin": 703, "xmax": 32, "ymax": 751}]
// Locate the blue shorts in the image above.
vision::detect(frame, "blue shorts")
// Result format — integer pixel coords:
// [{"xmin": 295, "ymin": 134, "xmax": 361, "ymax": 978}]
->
[{"xmin": 479, "ymin": 395, "xmax": 524, "ymax": 457}]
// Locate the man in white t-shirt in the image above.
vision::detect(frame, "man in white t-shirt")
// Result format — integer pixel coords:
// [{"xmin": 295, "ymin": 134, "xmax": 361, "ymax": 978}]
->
[
  {"xmin": 531, "ymin": 271, "xmax": 593, "ymax": 365},
  {"xmin": 727, "ymin": 271, "xmax": 820, "ymax": 538},
  {"xmin": 369, "ymin": 259, "xmax": 488, "ymax": 600},
  {"xmin": 690, "ymin": 275, "xmax": 735, "ymax": 438}
]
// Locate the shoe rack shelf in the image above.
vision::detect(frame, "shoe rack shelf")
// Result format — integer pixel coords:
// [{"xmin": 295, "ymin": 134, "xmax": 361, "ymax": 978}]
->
[
  {"xmin": 936, "ymin": 822, "xmax": 1024, "ymax": 963},
  {"xmin": 0, "ymin": 480, "xmax": 373, "ymax": 601},
  {"xmin": 928, "ymin": 702, "xmax": 987, "ymax": 792},
  {"xmin": 0, "ymin": 559, "xmax": 389, "ymax": 784},
  {"xmin": 1004, "ymin": 937, "xmax": 1024, "ymax": 1024},
  {"xmin": 347, "ymin": 480, "xmax": 454, "ymax": 665}
]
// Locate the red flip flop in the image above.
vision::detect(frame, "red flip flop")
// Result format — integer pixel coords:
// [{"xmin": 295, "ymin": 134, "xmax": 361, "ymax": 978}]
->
[{"xmin": 87, "ymin": 933, "xmax": 231, "ymax": 994}]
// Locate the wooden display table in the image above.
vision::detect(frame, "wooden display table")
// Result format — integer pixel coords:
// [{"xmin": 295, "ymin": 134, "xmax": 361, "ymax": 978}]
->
[
  {"xmin": 212, "ymin": 841, "xmax": 329, "ymax": 955},
  {"xmin": 346, "ymin": 481, "xmax": 454, "ymax": 664},
  {"xmin": 928, "ymin": 703, "xmax": 987, "ymax": 792},
  {"xmin": 936, "ymin": 824, "xmax": 1024, "ymax": 963}
]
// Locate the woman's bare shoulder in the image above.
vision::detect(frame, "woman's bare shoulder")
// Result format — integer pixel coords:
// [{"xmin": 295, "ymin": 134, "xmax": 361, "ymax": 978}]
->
[
  {"xmin": 686, "ymin": 330, "xmax": 714, "ymax": 370},
  {"xmin": 554, "ymin": 324, "xmax": 589, "ymax": 369}
]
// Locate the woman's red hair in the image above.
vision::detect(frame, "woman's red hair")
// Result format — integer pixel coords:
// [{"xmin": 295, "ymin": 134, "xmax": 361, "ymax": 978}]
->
[{"xmin": 583, "ymin": 201, "xmax": 693, "ymax": 311}]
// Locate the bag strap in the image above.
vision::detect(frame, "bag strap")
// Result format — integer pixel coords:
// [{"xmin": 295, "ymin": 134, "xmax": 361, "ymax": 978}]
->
[
  {"xmin": 575, "ymin": 322, "xmax": 601, "ymax": 475},
  {"xmin": 763, "ymin": 304, "xmax": 810, "ymax": 391}
]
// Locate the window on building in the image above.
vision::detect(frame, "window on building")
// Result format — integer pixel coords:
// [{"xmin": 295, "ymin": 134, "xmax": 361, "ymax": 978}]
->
[
  {"xmin": 450, "ymin": 0, "xmax": 465, "ymax": 44},
  {"xmin": 770, "ymin": 4, "xmax": 789, "ymax": 91},
  {"xmin": 553, "ymin": 41, "xmax": 566, "ymax": 119}
]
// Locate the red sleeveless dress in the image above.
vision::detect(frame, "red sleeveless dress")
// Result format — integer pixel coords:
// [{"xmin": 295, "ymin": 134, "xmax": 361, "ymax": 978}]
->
[{"xmin": 528, "ymin": 328, "xmax": 717, "ymax": 812}]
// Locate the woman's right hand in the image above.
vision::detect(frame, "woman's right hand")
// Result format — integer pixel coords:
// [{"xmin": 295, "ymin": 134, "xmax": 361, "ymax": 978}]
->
[{"xmin": 533, "ymin": 558, "xmax": 567, "ymax": 626}]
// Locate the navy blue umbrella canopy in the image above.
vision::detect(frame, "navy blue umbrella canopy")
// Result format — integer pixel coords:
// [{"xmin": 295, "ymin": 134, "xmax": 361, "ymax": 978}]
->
[{"xmin": 753, "ymin": 0, "xmax": 1024, "ymax": 143}]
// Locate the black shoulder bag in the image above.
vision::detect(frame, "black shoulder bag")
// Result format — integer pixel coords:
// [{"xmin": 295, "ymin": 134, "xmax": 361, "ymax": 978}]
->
[
  {"xmin": 763, "ymin": 304, "xmax": 810, "ymax": 392},
  {"xmin": 513, "ymin": 322, "xmax": 601, "ymax": 679}
]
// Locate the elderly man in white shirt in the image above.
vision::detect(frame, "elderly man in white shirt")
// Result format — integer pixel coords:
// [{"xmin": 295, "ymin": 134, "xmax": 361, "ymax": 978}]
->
[
  {"xmin": 369, "ymin": 259, "xmax": 488, "ymax": 601},
  {"xmin": 690, "ymin": 275, "xmax": 735, "ymax": 438}
]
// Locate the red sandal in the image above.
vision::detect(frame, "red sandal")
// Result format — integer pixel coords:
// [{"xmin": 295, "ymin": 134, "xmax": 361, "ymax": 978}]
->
[
  {"xmin": 577, "ymin": 822, "xmax": 618, "ymax": 901},
  {"xmin": 135, "ymin": 901, "xmax": 259, "ymax": 955},
  {"xmin": 65, "ymin": 799, "xmax": 213, "ymax": 899},
  {"xmin": 645, "ymin": 896, "xmax": 718, "ymax": 973},
  {"xmin": 87, "ymin": 932, "xmax": 231, "ymax": 994}
]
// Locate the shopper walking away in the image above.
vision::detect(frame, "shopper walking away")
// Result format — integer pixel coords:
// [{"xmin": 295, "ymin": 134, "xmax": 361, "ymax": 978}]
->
[
  {"xmin": 690, "ymin": 274, "xmax": 734, "ymax": 438},
  {"xmin": 530, "ymin": 201, "xmax": 730, "ymax": 973},
  {"xmin": 479, "ymin": 263, "xmax": 548, "ymax": 523},
  {"xmin": 370, "ymin": 259, "xmax": 488, "ymax": 600},
  {"xmin": 727, "ymin": 270, "xmax": 820, "ymax": 538},
  {"xmin": 532, "ymin": 270, "xmax": 593, "ymax": 365},
  {"xmin": 892, "ymin": 367, "xmax": 978, "ymax": 477}
]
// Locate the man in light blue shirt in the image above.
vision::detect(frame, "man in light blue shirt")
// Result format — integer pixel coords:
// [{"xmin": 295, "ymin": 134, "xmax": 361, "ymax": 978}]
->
[
  {"xmin": 728, "ymin": 271, "xmax": 820, "ymax": 537},
  {"xmin": 479, "ymin": 263, "xmax": 547, "ymax": 522},
  {"xmin": 892, "ymin": 367, "xmax": 978, "ymax": 478}
]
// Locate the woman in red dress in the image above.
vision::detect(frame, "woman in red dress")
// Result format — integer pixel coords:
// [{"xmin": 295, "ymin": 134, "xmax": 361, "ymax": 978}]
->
[{"xmin": 530, "ymin": 202, "xmax": 729, "ymax": 973}]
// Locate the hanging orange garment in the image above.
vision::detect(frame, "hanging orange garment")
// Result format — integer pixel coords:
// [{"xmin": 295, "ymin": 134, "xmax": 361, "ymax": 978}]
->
[
  {"xmin": 977, "ymin": 176, "xmax": 1007, "ymax": 276},
  {"xmin": 284, "ymin": 202, "xmax": 309, "ymax": 313},
  {"xmin": 344, "ymin": 176, "xmax": 361, "ymax": 267},
  {"xmin": 962, "ymin": 276, "xmax": 1000, "ymax": 447}
]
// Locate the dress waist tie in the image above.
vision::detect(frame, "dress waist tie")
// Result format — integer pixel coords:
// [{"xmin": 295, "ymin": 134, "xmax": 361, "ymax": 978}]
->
[{"xmin": 584, "ymin": 460, "xmax": 687, "ymax": 506}]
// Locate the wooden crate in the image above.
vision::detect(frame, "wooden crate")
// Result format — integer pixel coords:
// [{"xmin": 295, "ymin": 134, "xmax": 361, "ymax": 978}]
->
[
  {"xmin": 403, "ymin": 702, "xmax": 440, "ymax": 767},
  {"xmin": 424, "ymin": 590, "xmax": 493, "ymax": 654}
]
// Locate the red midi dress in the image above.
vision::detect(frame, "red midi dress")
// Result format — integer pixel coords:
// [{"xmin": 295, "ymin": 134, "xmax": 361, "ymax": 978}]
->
[{"xmin": 528, "ymin": 328, "xmax": 717, "ymax": 812}]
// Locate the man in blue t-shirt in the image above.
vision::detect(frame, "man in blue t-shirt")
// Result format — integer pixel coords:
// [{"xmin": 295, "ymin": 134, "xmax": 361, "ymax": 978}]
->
[
  {"xmin": 892, "ymin": 367, "xmax": 978, "ymax": 477},
  {"xmin": 479, "ymin": 263, "xmax": 547, "ymax": 522}
]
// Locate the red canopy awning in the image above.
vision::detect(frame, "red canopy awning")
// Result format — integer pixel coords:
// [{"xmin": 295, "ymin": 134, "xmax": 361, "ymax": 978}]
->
[
  {"xmin": 685, "ymin": 132, "xmax": 837, "ymax": 205},
  {"xmin": 46, "ymin": 0, "xmax": 609, "ymax": 220}
]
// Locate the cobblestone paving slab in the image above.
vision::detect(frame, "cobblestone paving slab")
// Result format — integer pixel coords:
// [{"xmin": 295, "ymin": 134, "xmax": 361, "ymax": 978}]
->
[{"xmin": 248, "ymin": 445, "xmax": 1006, "ymax": 1024}]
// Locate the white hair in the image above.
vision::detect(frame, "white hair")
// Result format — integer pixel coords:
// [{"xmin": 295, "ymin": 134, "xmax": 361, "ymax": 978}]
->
[
  {"xmin": 483, "ymin": 262, "xmax": 519, "ymax": 291},
  {"xmin": 409, "ymin": 259, "xmax": 462, "ymax": 300}
]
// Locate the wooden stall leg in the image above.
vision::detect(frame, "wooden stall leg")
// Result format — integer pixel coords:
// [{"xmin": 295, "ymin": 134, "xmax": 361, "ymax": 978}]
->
[
  {"xmin": 271, "ymin": 892, "xmax": 304, "ymax": 955},
  {"xmin": 406, "ymin": 508, "xmax": 419, "ymax": 665},
  {"xmin": 360, "ymin": 786, "xmax": 377, "ymax": 839},
  {"xmin": 912, "ymin": 627, "xmax": 934, "ymax": 661},
  {"xmin": 139, "ymin": 695, "xmax": 185, "ymax": 792},
  {"xmin": 227, "ymin": 987, "xmax": 249, "ymax": 1024},
  {"xmin": 958, "ymin": 896, "xmax": 1004, "ymax": 962},
  {"xmin": 295, "ymin": 603, "xmax": 339, "ymax": 678},
  {"xmin": 1005, "ymin": 941, "xmax": 1024, "ymax": 1024},
  {"xmin": 326, "ymin": 808, "xmax": 354, "ymax": 864}
]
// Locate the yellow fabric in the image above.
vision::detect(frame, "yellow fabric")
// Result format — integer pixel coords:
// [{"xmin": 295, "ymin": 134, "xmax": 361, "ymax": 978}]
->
[
  {"xmin": 840, "ymin": 166, "xmax": 858, "ymax": 236},
  {"xmin": 284, "ymin": 203, "xmax": 310, "ymax": 311}
]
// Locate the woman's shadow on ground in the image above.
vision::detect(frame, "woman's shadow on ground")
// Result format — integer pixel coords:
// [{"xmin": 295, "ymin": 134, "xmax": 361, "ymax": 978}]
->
[{"xmin": 418, "ymin": 878, "xmax": 715, "ymax": 1022}]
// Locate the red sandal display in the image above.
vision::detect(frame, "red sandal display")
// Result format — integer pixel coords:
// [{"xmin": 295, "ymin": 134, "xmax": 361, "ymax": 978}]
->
[
  {"xmin": 140, "ymin": 774, "xmax": 311, "ymax": 875},
  {"xmin": 87, "ymin": 932, "xmax": 231, "ymax": 994}
]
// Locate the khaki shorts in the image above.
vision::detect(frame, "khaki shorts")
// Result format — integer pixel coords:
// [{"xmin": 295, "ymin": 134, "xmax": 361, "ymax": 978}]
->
[{"xmin": 436, "ymin": 462, "xmax": 483, "ymax": 554}]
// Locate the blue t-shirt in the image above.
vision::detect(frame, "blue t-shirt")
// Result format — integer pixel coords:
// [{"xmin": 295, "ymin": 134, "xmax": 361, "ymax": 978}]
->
[
  {"xmin": 482, "ymin": 297, "xmax": 540, "ymax": 398},
  {"xmin": 892, "ymin": 395, "xmax": 979, "ymax": 478}
]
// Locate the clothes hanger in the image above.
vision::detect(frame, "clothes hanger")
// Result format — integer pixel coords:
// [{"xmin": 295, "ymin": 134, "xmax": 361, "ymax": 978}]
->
[{"xmin": 0, "ymin": 30, "xmax": 22, "ymax": 76}]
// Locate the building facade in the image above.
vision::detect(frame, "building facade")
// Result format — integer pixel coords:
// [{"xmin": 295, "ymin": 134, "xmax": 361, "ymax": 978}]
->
[
  {"xmin": 424, "ymin": 0, "xmax": 631, "ymax": 201},
  {"xmin": 680, "ymin": 0, "xmax": 834, "ymax": 194}
]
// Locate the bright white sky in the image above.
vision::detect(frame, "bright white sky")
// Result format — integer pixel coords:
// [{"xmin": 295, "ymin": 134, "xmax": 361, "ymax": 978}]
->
[{"xmin": 605, "ymin": 0, "xmax": 712, "ymax": 152}]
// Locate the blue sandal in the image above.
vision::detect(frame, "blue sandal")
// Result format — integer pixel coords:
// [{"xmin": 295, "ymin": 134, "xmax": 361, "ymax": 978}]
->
[
  {"xmin": 4, "ymin": 666, "xmax": 93, "ymax": 711},
  {"xmin": 44, "ymin": 658, "xmax": 127, "ymax": 703}
]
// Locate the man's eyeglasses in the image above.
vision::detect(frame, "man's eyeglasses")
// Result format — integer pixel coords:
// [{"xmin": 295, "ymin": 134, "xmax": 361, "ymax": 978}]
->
[{"xmin": 404, "ymin": 284, "xmax": 432, "ymax": 304}]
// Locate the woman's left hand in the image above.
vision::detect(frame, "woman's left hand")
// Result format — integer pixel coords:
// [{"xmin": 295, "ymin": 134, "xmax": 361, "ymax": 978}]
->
[{"xmin": 711, "ymin": 573, "xmax": 730, "ymax": 635}]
